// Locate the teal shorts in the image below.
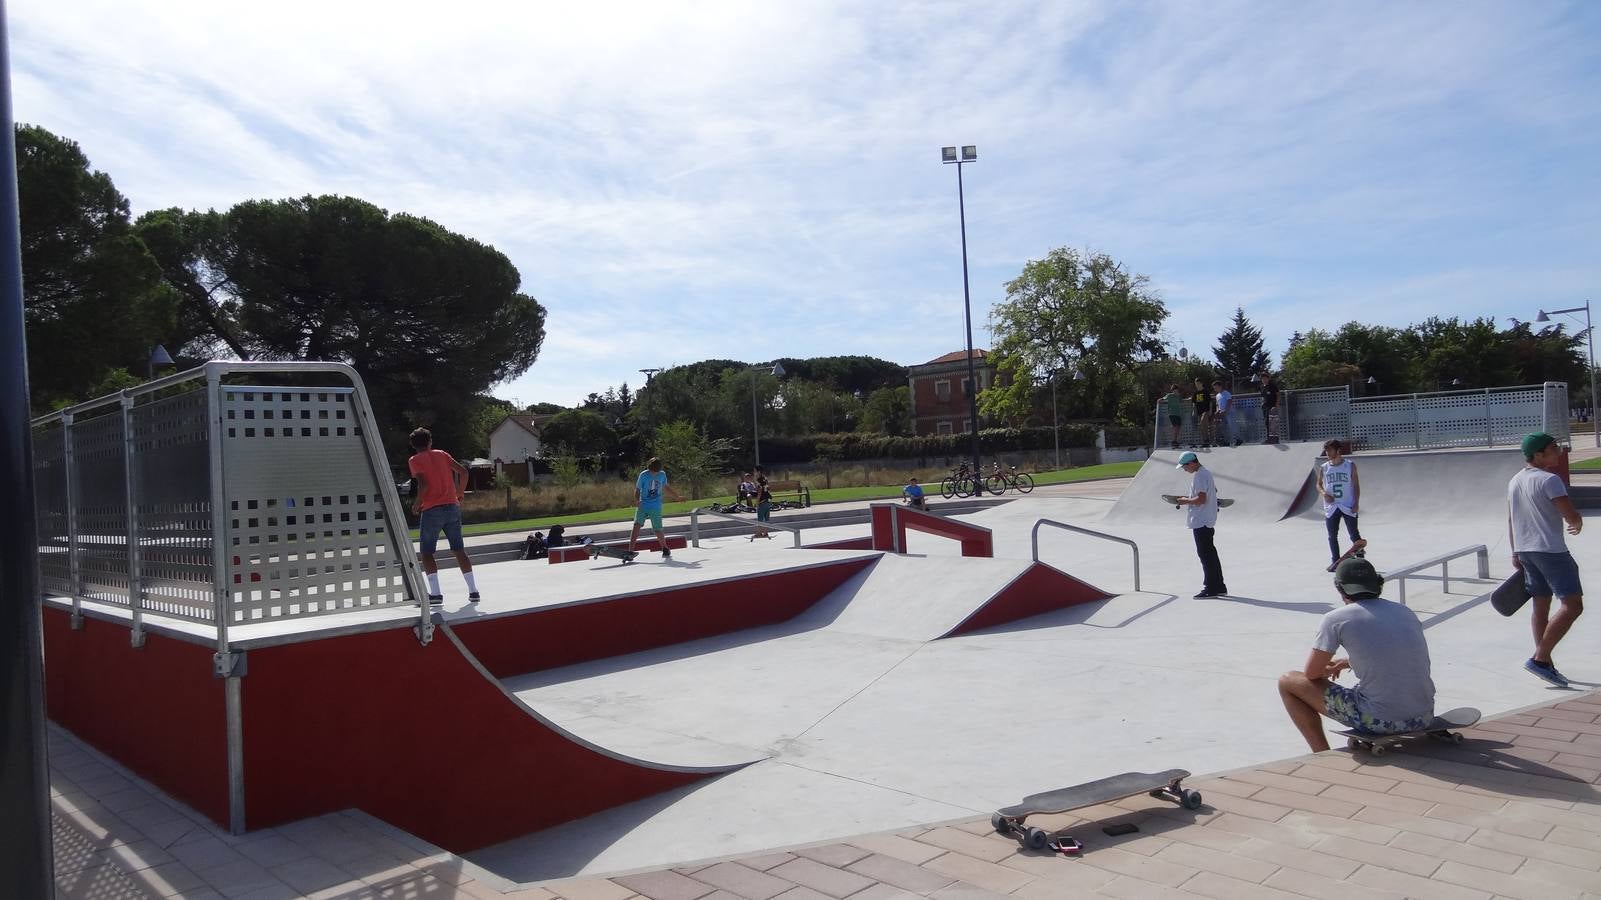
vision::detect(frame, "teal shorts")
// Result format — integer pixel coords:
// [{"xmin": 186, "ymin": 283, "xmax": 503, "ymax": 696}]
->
[{"xmin": 634, "ymin": 505, "xmax": 663, "ymax": 530}]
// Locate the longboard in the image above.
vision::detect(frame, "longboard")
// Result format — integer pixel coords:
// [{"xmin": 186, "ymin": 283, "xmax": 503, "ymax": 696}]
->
[
  {"xmin": 992, "ymin": 769, "xmax": 1200, "ymax": 852},
  {"xmin": 1160, "ymin": 494, "xmax": 1235, "ymax": 508},
  {"xmin": 581, "ymin": 536, "xmax": 638, "ymax": 564},
  {"xmin": 1338, "ymin": 706, "xmax": 1481, "ymax": 757},
  {"xmin": 1490, "ymin": 572, "xmax": 1532, "ymax": 617}
]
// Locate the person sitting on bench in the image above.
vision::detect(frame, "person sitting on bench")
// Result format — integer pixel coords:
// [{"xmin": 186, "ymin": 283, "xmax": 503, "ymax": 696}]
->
[
  {"xmin": 1277, "ymin": 558, "xmax": 1435, "ymax": 751},
  {"xmin": 522, "ymin": 531, "xmax": 548, "ymax": 560},
  {"xmin": 547, "ymin": 524, "xmax": 565, "ymax": 548},
  {"xmin": 902, "ymin": 477, "xmax": 927, "ymax": 510},
  {"xmin": 737, "ymin": 471, "xmax": 757, "ymax": 506}
]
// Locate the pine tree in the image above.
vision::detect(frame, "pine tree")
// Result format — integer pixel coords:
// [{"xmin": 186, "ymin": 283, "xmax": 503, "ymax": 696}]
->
[{"xmin": 1213, "ymin": 307, "xmax": 1270, "ymax": 378}]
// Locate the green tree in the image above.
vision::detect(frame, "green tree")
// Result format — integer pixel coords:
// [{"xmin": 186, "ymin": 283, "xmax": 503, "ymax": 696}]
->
[
  {"xmin": 649, "ymin": 421, "xmax": 734, "ymax": 499},
  {"xmin": 1401, "ymin": 317, "xmax": 1513, "ymax": 390},
  {"xmin": 858, "ymin": 386, "xmax": 911, "ymax": 435},
  {"xmin": 463, "ymin": 395, "xmax": 516, "ymax": 458},
  {"xmin": 1279, "ymin": 323, "xmax": 1410, "ymax": 393},
  {"xmin": 539, "ymin": 409, "xmax": 618, "ymax": 460},
  {"xmin": 983, "ymin": 247, "xmax": 1168, "ymax": 425},
  {"xmin": 1212, "ymin": 307, "xmax": 1271, "ymax": 381},
  {"xmin": 197, "ymin": 195, "xmax": 546, "ymax": 461},
  {"xmin": 524, "ymin": 401, "xmax": 568, "ymax": 414},
  {"xmin": 133, "ymin": 207, "xmax": 250, "ymax": 359},
  {"xmin": 17, "ymin": 124, "xmax": 176, "ymax": 409}
]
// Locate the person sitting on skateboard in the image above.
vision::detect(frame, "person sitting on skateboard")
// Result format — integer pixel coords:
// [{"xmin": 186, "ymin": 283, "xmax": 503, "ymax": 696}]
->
[{"xmin": 1277, "ymin": 558, "xmax": 1435, "ymax": 751}]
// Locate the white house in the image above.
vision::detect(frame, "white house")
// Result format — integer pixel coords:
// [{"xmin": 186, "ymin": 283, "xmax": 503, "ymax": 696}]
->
[{"xmin": 487, "ymin": 414, "xmax": 553, "ymax": 463}]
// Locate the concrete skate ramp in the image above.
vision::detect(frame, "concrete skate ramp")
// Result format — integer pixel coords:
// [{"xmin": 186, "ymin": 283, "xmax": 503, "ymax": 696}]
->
[
  {"xmin": 1286, "ymin": 447, "xmax": 1525, "ymax": 524},
  {"xmin": 1106, "ymin": 444, "xmax": 1323, "ymax": 524}
]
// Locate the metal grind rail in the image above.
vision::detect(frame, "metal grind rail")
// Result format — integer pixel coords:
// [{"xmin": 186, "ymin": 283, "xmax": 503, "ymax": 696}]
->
[
  {"xmin": 1030, "ymin": 519, "xmax": 1141, "ymax": 592},
  {"xmin": 689, "ymin": 506, "xmax": 804, "ymax": 549},
  {"xmin": 1382, "ymin": 545, "xmax": 1490, "ymax": 605}
]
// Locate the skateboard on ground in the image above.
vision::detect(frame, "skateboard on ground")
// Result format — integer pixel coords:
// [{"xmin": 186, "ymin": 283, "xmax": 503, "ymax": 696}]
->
[
  {"xmin": 1265, "ymin": 409, "xmax": 1281, "ymax": 444},
  {"xmin": 1490, "ymin": 572, "xmax": 1533, "ymax": 616},
  {"xmin": 581, "ymin": 536, "xmax": 638, "ymax": 564},
  {"xmin": 992, "ymin": 769, "xmax": 1200, "ymax": 853},
  {"xmin": 1332, "ymin": 538, "xmax": 1368, "ymax": 568},
  {"xmin": 1339, "ymin": 707, "xmax": 1481, "ymax": 757},
  {"xmin": 1160, "ymin": 494, "xmax": 1235, "ymax": 508}
]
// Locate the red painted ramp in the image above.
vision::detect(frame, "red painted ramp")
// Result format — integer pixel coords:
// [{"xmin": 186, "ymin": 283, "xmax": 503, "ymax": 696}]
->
[
  {"xmin": 943, "ymin": 562, "xmax": 1112, "ymax": 637},
  {"xmin": 242, "ymin": 622, "xmax": 750, "ymax": 851}
]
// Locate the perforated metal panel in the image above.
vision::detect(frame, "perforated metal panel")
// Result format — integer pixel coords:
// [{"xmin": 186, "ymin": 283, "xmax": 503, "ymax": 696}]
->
[
  {"xmin": 31, "ymin": 420, "xmax": 72, "ymax": 597},
  {"xmin": 1151, "ymin": 393, "xmax": 1266, "ymax": 448},
  {"xmin": 220, "ymin": 386, "xmax": 411, "ymax": 622},
  {"xmin": 1544, "ymin": 382, "xmax": 1571, "ymax": 442},
  {"xmin": 1351, "ymin": 387, "xmax": 1554, "ymax": 451},
  {"xmin": 1285, "ymin": 387, "xmax": 1349, "ymax": 444},
  {"xmin": 130, "ymin": 387, "xmax": 217, "ymax": 623},
  {"xmin": 69, "ymin": 409, "xmax": 131, "ymax": 607}
]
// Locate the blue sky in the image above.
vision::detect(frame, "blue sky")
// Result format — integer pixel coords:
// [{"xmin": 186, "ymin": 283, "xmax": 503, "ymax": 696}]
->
[{"xmin": 14, "ymin": 1, "xmax": 1601, "ymax": 406}]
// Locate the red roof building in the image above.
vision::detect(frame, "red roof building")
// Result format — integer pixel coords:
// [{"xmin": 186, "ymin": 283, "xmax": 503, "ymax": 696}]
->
[{"xmin": 907, "ymin": 349, "xmax": 996, "ymax": 435}]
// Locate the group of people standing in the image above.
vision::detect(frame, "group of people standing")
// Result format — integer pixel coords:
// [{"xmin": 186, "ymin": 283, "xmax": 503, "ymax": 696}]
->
[{"xmin": 1162, "ymin": 371, "xmax": 1281, "ymax": 451}]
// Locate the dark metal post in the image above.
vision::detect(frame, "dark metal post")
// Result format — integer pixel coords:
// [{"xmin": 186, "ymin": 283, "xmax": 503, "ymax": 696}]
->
[
  {"xmin": 956, "ymin": 162, "xmax": 982, "ymax": 481},
  {"xmin": 0, "ymin": 0, "xmax": 58, "ymax": 891}
]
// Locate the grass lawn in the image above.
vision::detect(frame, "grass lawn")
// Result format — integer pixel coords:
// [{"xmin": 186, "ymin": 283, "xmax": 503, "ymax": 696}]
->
[
  {"xmin": 1573, "ymin": 456, "xmax": 1601, "ymax": 471},
  {"xmin": 430, "ymin": 460, "xmax": 1146, "ymax": 539}
]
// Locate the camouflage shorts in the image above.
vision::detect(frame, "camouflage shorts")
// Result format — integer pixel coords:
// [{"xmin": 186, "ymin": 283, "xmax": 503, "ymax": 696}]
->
[{"xmin": 1324, "ymin": 682, "xmax": 1430, "ymax": 735}]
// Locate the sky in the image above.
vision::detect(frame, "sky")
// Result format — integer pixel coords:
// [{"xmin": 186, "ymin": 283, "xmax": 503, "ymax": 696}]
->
[{"xmin": 13, "ymin": 1, "xmax": 1601, "ymax": 407}]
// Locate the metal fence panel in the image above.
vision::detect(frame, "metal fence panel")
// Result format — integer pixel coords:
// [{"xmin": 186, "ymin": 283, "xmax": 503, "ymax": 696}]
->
[
  {"xmin": 1543, "ymin": 382, "xmax": 1571, "ymax": 442},
  {"xmin": 130, "ymin": 387, "xmax": 217, "ymax": 623},
  {"xmin": 69, "ymin": 410, "xmax": 130, "ymax": 608},
  {"xmin": 31, "ymin": 420, "xmax": 71, "ymax": 598},
  {"xmin": 1351, "ymin": 386, "xmax": 1556, "ymax": 451},
  {"xmin": 220, "ymin": 386, "xmax": 411, "ymax": 623},
  {"xmin": 1151, "ymin": 392, "xmax": 1266, "ymax": 448},
  {"xmin": 1285, "ymin": 387, "xmax": 1349, "ymax": 444}
]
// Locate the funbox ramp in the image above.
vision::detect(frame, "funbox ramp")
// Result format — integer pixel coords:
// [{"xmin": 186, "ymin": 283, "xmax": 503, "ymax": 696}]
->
[
  {"xmin": 1282, "ymin": 447, "xmax": 1525, "ymax": 525},
  {"xmin": 1106, "ymin": 444, "xmax": 1324, "ymax": 524}
]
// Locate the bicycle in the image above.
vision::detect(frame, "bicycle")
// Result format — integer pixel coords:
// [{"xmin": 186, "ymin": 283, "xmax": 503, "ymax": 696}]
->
[
  {"xmin": 941, "ymin": 463, "xmax": 978, "ymax": 499},
  {"xmin": 986, "ymin": 462, "xmax": 1034, "ymax": 495}
]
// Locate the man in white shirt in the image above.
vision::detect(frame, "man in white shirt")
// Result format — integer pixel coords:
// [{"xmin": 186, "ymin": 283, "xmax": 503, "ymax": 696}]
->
[
  {"xmin": 1508, "ymin": 432, "xmax": 1584, "ymax": 686},
  {"xmin": 1175, "ymin": 451, "xmax": 1226, "ymax": 598}
]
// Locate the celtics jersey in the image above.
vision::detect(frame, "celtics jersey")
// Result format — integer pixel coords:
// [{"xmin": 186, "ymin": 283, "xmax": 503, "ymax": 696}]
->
[{"xmin": 1321, "ymin": 459, "xmax": 1357, "ymax": 517}]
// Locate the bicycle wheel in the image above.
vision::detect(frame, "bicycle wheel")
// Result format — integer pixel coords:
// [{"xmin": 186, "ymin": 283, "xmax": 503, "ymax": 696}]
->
[
  {"xmin": 955, "ymin": 477, "xmax": 975, "ymax": 498},
  {"xmin": 1014, "ymin": 473, "xmax": 1034, "ymax": 493},
  {"xmin": 940, "ymin": 477, "xmax": 957, "ymax": 500},
  {"xmin": 985, "ymin": 474, "xmax": 1007, "ymax": 495}
]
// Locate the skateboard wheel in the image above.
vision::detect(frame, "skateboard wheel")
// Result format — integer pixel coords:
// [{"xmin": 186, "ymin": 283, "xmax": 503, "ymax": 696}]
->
[
  {"xmin": 1369, "ymin": 743, "xmax": 1387, "ymax": 757},
  {"xmin": 1182, "ymin": 789, "xmax": 1203, "ymax": 810},
  {"xmin": 991, "ymin": 813, "xmax": 1008, "ymax": 834},
  {"xmin": 1024, "ymin": 827, "xmax": 1048, "ymax": 850},
  {"xmin": 1346, "ymin": 737, "xmax": 1361, "ymax": 751}
]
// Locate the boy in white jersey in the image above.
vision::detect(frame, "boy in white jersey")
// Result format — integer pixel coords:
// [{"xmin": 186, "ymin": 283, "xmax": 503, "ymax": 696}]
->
[
  {"xmin": 1316, "ymin": 439, "xmax": 1362, "ymax": 572},
  {"xmin": 1508, "ymin": 432, "xmax": 1584, "ymax": 686}
]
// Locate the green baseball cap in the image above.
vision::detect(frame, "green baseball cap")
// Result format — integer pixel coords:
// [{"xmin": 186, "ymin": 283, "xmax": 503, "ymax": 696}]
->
[
  {"xmin": 1521, "ymin": 432, "xmax": 1557, "ymax": 460},
  {"xmin": 1335, "ymin": 557, "xmax": 1384, "ymax": 598}
]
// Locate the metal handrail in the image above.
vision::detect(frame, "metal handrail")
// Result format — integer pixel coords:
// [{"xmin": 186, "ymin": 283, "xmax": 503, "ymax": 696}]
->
[
  {"xmin": 690, "ymin": 507, "xmax": 803, "ymax": 549},
  {"xmin": 1030, "ymin": 519, "xmax": 1140, "ymax": 592},
  {"xmin": 1381, "ymin": 545, "xmax": 1490, "ymax": 605}
]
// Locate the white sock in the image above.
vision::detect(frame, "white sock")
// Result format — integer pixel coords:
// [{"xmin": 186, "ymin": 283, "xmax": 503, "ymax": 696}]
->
[
  {"xmin": 463, "ymin": 571, "xmax": 478, "ymax": 593},
  {"xmin": 426, "ymin": 572, "xmax": 441, "ymax": 595}
]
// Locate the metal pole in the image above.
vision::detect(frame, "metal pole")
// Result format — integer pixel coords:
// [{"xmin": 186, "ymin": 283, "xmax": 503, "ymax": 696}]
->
[
  {"xmin": 1051, "ymin": 374, "xmax": 1060, "ymax": 470},
  {"xmin": 956, "ymin": 161, "xmax": 982, "ymax": 481},
  {"xmin": 0, "ymin": 0, "xmax": 57, "ymax": 887},
  {"xmin": 1588, "ymin": 301, "xmax": 1597, "ymax": 448},
  {"xmin": 750, "ymin": 368, "xmax": 760, "ymax": 467}
]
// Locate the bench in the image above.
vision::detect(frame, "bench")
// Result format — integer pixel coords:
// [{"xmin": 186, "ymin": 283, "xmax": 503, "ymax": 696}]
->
[{"xmin": 766, "ymin": 480, "xmax": 811, "ymax": 508}]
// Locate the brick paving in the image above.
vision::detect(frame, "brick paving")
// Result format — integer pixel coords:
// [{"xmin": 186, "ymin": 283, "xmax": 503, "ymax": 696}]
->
[{"xmin": 46, "ymin": 689, "xmax": 1601, "ymax": 898}]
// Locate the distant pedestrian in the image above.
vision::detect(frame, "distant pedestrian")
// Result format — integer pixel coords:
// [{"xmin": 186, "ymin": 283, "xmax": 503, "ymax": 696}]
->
[
  {"xmin": 1507, "ymin": 432, "xmax": 1584, "ymax": 687},
  {"xmin": 407, "ymin": 427, "xmax": 479, "ymax": 605},
  {"xmin": 1163, "ymin": 384, "xmax": 1183, "ymax": 449},
  {"xmin": 1318, "ymin": 439, "xmax": 1363, "ymax": 572},
  {"xmin": 753, "ymin": 482, "xmax": 774, "ymax": 539},
  {"xmin": 1259, "ymin": 371, "xmax": 1281, "ymax": 443},
  {"xmin": 1213, "ymin": 380, "xmax": 1236, "ymax": 447},
  {"xmin": 630, "ymin": 457, "xmax": 683, "ymax": 557},
  {"xmin": 1191, "ymin": 378, "xmax": 1214, "ymax": 448},
  {"xmin": 1175, "ymin": 451, "xmax": 1226, "ymax": 598}
]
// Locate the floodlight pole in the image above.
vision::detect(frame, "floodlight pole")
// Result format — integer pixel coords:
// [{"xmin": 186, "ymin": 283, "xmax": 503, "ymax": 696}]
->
[
  {"xmin": 1537, "ymin": 302, "xmax": 1598, "ymax": 447},
  {"xmin": 0, "ymin": 2, "xmax": 56, "ymax": 892},
  {"xmin": 943, "ymin": 146, "xmax": 983, "ymax": 482}
]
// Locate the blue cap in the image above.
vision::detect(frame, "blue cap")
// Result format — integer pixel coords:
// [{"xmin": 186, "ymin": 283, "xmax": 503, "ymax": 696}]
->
[{"xmin": 1176, "ymin": 451, "xmax": 1199, "ymax": 468}]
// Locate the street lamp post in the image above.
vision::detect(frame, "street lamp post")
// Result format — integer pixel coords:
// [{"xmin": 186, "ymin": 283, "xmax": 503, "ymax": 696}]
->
[
  {"xmin": 942, "ymin": 145, "xmax": 983, "ymax": 481},
  {"xmin": 749, "ymin": 361, "xmax": 785, "ymax": 467},
  {"xmin": 148, "ymin": 343, "xmax": 173, "ymax": 380},
  {"xmin": 1537, "ymin": 302, "xmax": 1598, "ymax": 448}
]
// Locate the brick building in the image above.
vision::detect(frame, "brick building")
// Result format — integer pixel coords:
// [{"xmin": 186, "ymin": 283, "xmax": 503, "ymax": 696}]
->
[{"xmin": 908, "ymin": 349, "xmax": 996, "ymax": 435}]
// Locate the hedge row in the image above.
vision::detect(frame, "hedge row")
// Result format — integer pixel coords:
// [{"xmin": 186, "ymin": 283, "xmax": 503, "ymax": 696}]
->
[{"xmin": 754, "ymin": 424, "xmax": 1148, "ymax": 465}]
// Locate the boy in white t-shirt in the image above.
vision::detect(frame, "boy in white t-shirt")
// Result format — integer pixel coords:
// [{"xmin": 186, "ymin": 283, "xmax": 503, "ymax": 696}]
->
[
  {"xmin": 1508, "ymin": 432, "xmax": 1584, "ymax": 686},
  {"xmin": 1317, "ymin": 439, "xmax": 1363, "ymax": 572}
]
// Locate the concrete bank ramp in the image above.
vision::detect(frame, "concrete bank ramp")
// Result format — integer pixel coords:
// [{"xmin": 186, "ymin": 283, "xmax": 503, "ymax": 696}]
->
[
  {"xmin": 1286, "ymin": 446, "xmax": 1525, "ymax": 524},
  {"xmin": 1106, "ymin": 443, "xmax": 1323, "ymax": 524}
]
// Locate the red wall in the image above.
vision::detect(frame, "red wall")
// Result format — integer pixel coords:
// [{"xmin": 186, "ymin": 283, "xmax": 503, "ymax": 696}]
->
[
  {"xmin": 241, "ymin": 625, "xmax": 719, "ymax": 850},
  {"xmin": 453, "ymin": 557, "xmax": 874, "ymax": 678},
  {"xmin": 43, "ymin": 607, "xmax": 231, "ymax": 824},
  {"xmin": 943, "ymin": 563, "xmax": 1111, "ymax": 637}
]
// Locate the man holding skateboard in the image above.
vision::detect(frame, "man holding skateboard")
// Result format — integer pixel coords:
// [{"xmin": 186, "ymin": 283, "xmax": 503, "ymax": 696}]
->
[
  {"xmin": 1278, "ymin": 557, "xmax": 1435, "ymax": 751},
  {"xmin": 1317, "ymin": 439, "xmax": 1363, "ymax": 571},
  {"xmin": 1508, "ymin": 432, "xmax": 1584, "ymax": 687},
  {"xmin": 1175, "ymin": 451, "xmax": 1226, "ymax": 598},
  {"xmin": 630, "ymin": 457, "xmax": 683, "ymax": 558}
]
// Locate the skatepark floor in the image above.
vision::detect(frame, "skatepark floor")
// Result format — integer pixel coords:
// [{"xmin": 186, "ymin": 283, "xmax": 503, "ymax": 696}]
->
[{"xmin": 45, "ymin": 444, "xmax": 1601, "ymax": 898}]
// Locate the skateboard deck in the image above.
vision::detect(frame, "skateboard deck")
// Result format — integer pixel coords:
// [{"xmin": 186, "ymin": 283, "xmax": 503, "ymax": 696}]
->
[
  {"xmin": 581, "ymin": 536, "xmax": 638, "ymax": 564},
  {"xmin": 1333, "ymin": 538, "xmax": 1369, "ymax": 567},
  {"xmin": 1160, "ymin": 494, "xmax": 1235, "ymax": 508},
  {"xmin": 992, "ymin": 769, "xmax": 1200, "ymax": 852},
  {"xmin": 1490, "ymin": 572, "xmax": 1532, "ymax": 616},
  {"xmin": 1339, "ymin": 706, "xmax": 1481, "ymax": 757}
]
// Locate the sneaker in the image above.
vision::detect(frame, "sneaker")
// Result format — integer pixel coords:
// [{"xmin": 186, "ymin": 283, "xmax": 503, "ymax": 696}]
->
[
  {"xmin": 428, "ymin": 594, "xmax": 444, "ymax": 605},
  {"xmin": 1193, "ymin": 590, "xmax": 1218, "ymax": 599},
  {"xmin": 662, "ymin": 549, "xmax": 672, "ymax": 559},
  {"xmin": 1326, "ymin": 562, "xmax": 1338, "ymax": 573},
  {"xmin": 1355, "ymin": 549, "xmax": 1366, "ymax": 558},
  {"xmin": 468, "ymin": 592, "xmax": 480, "ymax": 602},
  {"xmin": 1525, "ymin": 658, "xmax": 1570, "ymax": 687}
]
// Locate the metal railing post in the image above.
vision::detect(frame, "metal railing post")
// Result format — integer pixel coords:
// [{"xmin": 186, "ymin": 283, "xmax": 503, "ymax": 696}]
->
[
  {"xmin": 691, "ymin": 509, "xmax": 701, "ymax": 548},
  {"xmin": 1031, "ymin": 519, "xmax": 1141, "ymax": 592},
  {"xmin": 1476, "ymin": 546, "xmax": 1489, "ymax": 578},
  {"xmin": 203, "ymin": 366, "xmax": 247, "ymax": 835},
  {"xmin": 121, "ymin": 393, "xmax": 145, "ymax": 647},
  {"xmin": 62, "ymin": 410, "xmax": 82, "ymax": 628}
]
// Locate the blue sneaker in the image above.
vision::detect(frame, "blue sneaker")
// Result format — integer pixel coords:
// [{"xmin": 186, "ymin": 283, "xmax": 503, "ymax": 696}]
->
[{"xmin": 1525, "ymin": 658, "xmax": 1570, "ymax": 687}]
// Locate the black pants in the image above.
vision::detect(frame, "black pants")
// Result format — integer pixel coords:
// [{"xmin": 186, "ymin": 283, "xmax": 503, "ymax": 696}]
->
[
  {"xmin": 1192, "ymin": 526, "xmax": 1226, "ymax": 594},
  {"xmin": 1325, "ymin": 510, "xmax": 1362, "ymax": 562}
]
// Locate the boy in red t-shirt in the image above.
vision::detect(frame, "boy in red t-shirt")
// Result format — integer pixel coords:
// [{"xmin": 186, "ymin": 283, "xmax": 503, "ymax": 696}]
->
[{"xmin": 408, "ymin": 427, "xmax": 479, "ymax": 605}]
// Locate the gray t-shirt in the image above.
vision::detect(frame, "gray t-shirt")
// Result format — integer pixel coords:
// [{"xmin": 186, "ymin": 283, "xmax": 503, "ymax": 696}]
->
[
  {"xmin": 1508, "ymin": 466, "xmax": 1568, "ymax": 553},
  {"xmin": 1187, "ymin": 467, "xmax": 1218, "ymax": 529},
  {"xmin": 1313, "ymin": 599, "xmax": 1435, "ymax": 723}
]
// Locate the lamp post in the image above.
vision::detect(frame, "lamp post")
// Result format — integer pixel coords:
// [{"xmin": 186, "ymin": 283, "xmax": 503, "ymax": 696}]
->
[
  {"xmin": 1536, "ymin": 302, "xmax": 1598, "ymax": 447},
  {"xmin": 148, "ymin": 343, "xmax": 174, "ymax": 379},
  {"xmin": 1366, "ymin": 375, "xmax": 1380, "ymax": 396},
  {"xmin": 749, "ymin": 361, "xmax": 785, "ymax": 466},
  {"xmin": 941, "ymin": 145, "xmax": 983, "ymax": 480},
  {"xmin": 639, "ymin": 367, "xmax": 661, "ymax": 384}
]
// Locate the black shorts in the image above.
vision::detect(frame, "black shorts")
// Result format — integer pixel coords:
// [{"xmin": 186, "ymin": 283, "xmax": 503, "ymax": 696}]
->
[{"xmin": 1168, "ymin": 415, "xmax": 1182, "ymax": 426}]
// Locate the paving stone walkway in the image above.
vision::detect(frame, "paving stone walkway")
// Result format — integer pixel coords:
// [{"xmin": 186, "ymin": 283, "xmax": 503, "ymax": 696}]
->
[{"xmin": 48, "ymin": 690, "xmax": 1601, "ymax": 898}]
